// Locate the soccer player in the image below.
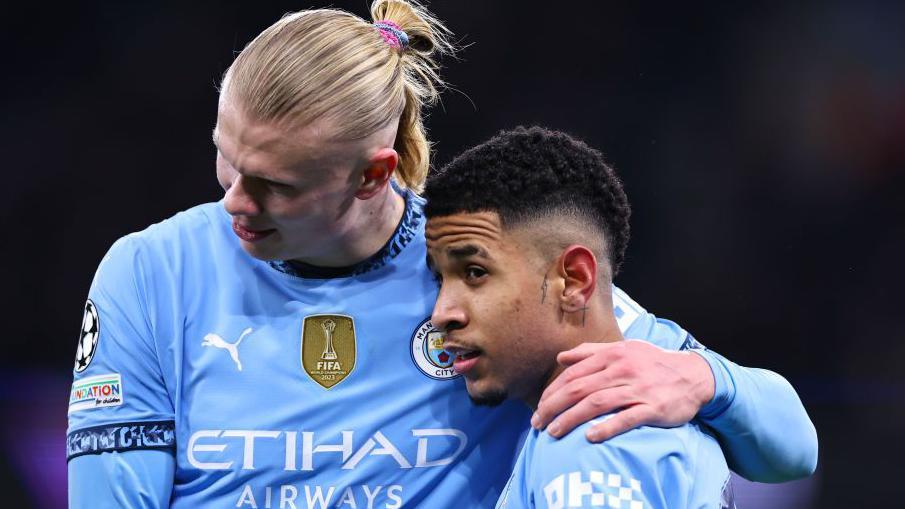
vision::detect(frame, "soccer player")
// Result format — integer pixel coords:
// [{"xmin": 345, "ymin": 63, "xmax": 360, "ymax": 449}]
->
[
  {"xmin": 67, "ymin": 2, "xmax": 815, "ymax": 507},
  {"xmin": 423, "ymin": 126, "xmax": 740, "ymax": 508}
]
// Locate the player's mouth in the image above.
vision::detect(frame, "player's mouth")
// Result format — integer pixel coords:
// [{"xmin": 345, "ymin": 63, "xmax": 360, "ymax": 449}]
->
[
  {"xmin": 444, "ymin": 345, "xmax": 482, "ymax": 375},
  {"xmin": 232, "ymin": 221, "xmax": 276, "ymax": 242}
]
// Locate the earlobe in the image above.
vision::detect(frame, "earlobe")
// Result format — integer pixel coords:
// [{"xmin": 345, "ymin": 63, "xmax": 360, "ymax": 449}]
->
[{"xmin": 556, "ymin": 245, "xmax": 598, "ymax": 312}]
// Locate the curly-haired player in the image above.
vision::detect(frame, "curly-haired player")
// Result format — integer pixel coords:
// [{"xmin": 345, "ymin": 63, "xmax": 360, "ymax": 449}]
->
[{"xmin": 425, "ymin": 126, "xmax": 739, "ymax": 507}]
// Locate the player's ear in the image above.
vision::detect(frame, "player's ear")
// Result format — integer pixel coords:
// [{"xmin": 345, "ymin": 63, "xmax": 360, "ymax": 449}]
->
[
  {"xmin": 355, "ymin": 148, "xmax": 398, "ymax": 200},
  {"xmin": 556, "ymin": 245, "xmax": 598, "ymax": 313}
]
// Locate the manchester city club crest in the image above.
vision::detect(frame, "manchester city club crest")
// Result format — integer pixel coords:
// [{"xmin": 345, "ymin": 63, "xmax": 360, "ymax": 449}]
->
[
  {"xmin": 301, "ymin": 314, "xmax": 356, "ymax": 389},
  {"xmin": 410, "ymin": 317, "xmax": 459, "ymax": 380}
]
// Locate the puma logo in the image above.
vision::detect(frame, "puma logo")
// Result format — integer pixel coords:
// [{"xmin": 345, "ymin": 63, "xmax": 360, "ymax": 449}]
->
[{"xmin": 202, "ymin": 328, "xmax": 253, "ymax": 371}]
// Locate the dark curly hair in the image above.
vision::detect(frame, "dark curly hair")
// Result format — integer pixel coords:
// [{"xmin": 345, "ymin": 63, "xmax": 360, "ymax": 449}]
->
[{"xmin": 424, "ymin": 126, "xmax": 631, "ymax": 275}]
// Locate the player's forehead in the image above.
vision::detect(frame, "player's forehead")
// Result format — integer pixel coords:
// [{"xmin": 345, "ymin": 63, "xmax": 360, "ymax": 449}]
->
[
  {"xmin": 425, "ymin": 211, "xmax": 508, "ymax": 260},
  {"xmin": 214, "ymin": 98, "xmax": 356, "ymax": 178}
]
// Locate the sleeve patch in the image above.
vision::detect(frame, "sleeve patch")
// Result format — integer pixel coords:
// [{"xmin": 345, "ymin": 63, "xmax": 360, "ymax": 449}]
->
[
  {"xmin": 68, "ymin": 373, "xmax": 124, "ymax": 414},
  {"xmin": 66, "ymin": 420, "xmax": 176, "ymax": 461},
  {"xmin": 74, "ymin": 299, "xmax": 100, "ymax": 373}
]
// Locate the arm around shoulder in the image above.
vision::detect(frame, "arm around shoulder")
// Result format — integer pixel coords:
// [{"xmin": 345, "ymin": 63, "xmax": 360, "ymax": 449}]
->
[{"xmin": 695, "ymin": 348, "xmax": 818, "ymax": 482}]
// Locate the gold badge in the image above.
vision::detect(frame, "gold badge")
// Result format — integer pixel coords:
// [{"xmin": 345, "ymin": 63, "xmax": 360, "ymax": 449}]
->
[{"xmin": 301, "ymin": 314, "xmax": 356, "ymax": 389}]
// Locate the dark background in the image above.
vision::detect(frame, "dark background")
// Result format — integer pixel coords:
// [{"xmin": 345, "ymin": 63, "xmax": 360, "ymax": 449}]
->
[{"xmin": 3, "ymin": 1, "xmax": 903, "ymax": 507}]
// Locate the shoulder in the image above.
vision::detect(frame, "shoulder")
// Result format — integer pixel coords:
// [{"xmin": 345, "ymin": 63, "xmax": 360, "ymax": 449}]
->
[
  {"xmin": 98, "ymin": 202, "xmax": 230, "ymax": 270},
  {"xmin": 525, "ymin": 419, "xmax": 727, "ymax": 508},
  {"xmin": 130, "ymin": 201, "xmax": 227, "ymax": 251}
]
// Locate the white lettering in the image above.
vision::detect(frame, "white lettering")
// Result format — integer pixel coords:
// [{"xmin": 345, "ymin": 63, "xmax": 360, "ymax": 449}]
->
[
  {"xmin": 265, "ymin": 486, "xmax": 273, "ymax": 509},
  {"xmin": 302, "ymin": 431, "xmax": 354, "ymax": 471},
  {"xmin": 335, "ymin": 486, "xmax": 357, "ymax": 508},
  {"xmin": 280, "ymin": 485, "xmax": 298, "ymax": 509},
  {"xmin": 589, "ymin": 472, "xmax": 606, "ymax": 506},
  {"xmin": 304, "ymin": 485, "xmax": 336, "ymax": 509},
  {"xmin": 188, "ymin": 430, "xmax": 232, "ymax": 470},
  {"xmin": 544, "ymin": 471, "xmax": 640, "ymax": 508},
  {"xmin": 413, "ymin": 428, "xmax": 468, "ymax": 468},
  {"xmin": 544, "ymin": 474, "xmax": 565, "ymax": 509},
  {"xmin": 222, "ymin": 430, "xmax": 282, "ymax": 470},
  {"xmin": 284, "ymin": 432, "xmax": 297, "ymax": 471},
  {"xmin": 568, "ymin": 472, "xmax": 593, "ymax": 507},
  {"xmin": 188, "ymin": 428, "xmax": 468, "ymax": 472},
  {"xmin": 236, "ymin": 484, "xmax": 258, "ymax": 508},
  {"xmin": 385, "ymin": 485, "xmax": 403, "ymax": 509},
  {"xmin": 361, "ymin": 485, "xmax": 382, "ymax": 509},
  {"xmin": 344, "ymin": 432, "xmax": 411, "ymax": 470}
]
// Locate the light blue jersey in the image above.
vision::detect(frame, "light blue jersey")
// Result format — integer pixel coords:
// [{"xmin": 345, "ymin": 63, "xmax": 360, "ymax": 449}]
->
[
  {"xmin": 67, "ymin": 188, "xmax": 815, "ymax": 507},
  {"xmin": 68, "ymin": 190, "xmax": 531, "ymax": 508},
  {"xmin": 496, "ymin": 418, "xmax": 735, "ymax": 509},
  {"xmin": 495, "ymin": 300, "xmax": 737, "ymax": 509}
]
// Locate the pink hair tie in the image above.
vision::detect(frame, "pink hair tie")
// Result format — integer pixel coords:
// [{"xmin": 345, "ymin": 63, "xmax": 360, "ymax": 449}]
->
[{"xmin": 374, "ymin": 21, "xmax": 409, "ymax": 50}]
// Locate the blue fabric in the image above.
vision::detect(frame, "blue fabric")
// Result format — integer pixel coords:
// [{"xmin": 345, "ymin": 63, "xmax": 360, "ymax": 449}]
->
[
  {"xmin": 69, "ymin": 450, "xmax": 175, "ymax": 509},
  {"xmin": 614, "ymin": 287, "xmax": 818, "ymax": 481},
  {"xmin": 67, "ymin": 192, "xmax": 814, "ymax": 507},
  {"xmin": 67, "ymin": 191, "xmax": 528, "ymax": 508},
  {"xmin": 495, "ymin": 418, "xmax": 735, "ymax": 508}
]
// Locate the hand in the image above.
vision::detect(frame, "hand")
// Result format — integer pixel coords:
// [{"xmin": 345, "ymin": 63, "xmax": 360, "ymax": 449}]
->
[{"xmin": 532, "ymin": 340, "xmax": 715, "ymax": 442}]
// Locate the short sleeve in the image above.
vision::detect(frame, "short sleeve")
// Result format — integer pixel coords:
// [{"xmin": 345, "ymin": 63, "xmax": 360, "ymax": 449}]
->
[{"xmin": 67, "ymin": 235, "xmax": 176, "ymax": 461}]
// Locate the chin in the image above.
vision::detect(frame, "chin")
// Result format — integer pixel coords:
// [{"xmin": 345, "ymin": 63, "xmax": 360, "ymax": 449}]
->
[
  {"xmin": 239, "ymin": 242, "xmax": 283, "ymax": 262},
  {"xmin": 466, "ymin": 385, "xmax": 509, "ymax": 407}
]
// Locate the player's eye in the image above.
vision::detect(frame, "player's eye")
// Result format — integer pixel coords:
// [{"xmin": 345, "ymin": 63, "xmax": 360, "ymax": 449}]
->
[
  {"xmin": 464, "ymin": 266, "xmax": 487, "ymax": 282},
  {"xmin": 267, "ymin": 180, "xmax": 293, "ymax": 190}
]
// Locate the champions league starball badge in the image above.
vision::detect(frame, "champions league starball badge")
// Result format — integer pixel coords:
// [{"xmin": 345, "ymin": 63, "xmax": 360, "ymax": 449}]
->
[
  {"xmin": 410, "ymin": 318, "xmax": 459, "ymax": 380},
  {"xmin": 74, "ymin": 299, "xmax": 100, "ymax": 373}
]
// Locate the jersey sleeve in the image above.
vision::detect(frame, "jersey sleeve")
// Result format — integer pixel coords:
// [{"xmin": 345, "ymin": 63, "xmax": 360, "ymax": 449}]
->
[
  {"xmin": 611, "ymin": 285, "xmax": 818, "ymax": 483},
  {"xmin": 69, "ymin": 449, "xmax": 175, "ymax": 508},
  {"xmin": 67, "ymin": 234, "xmax": 176, "ymax": 462},
  {"xmin": 527, "ymin": 426, "xmax": 695, "ymax": 509},
  {"xmin": 695, "ymin": 350, "xmax": 818, "ymax": 482}
]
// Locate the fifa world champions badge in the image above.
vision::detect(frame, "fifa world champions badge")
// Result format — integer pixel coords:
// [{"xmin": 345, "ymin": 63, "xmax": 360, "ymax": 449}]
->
[
  {"xmin": 301, "ymin": 314, "xmax": 356, "ymax": 389},
  {"xmin": 410, "ymin": 318, "xmax": 459, "ymax": 380}
]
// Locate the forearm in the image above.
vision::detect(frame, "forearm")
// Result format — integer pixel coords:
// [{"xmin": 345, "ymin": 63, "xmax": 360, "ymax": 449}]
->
[
  {"xmin": 69, "ymin": 449, "xmax": 175, "ymax": 508},
  {"xmin": 695, "ymin": 349, "xmax": 818, "ymax": 482}
]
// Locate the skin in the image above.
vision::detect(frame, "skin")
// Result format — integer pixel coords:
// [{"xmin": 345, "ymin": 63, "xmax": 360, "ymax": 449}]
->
[
  {"xmin": 213, "ymin": 95, "xmax": 404, "ymax": 267},
  {"xmin": 426, "ymin": 211, "xmax": 623, "ymax": 409},
  {"xmin": 214, "ymin": 94, "xmax": 715, "ymax": 445}
]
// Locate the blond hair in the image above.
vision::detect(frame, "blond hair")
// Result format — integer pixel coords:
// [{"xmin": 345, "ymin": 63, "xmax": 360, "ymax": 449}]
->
[{"xmin": 221, "ymin": 0, "xmax": 453, "ymax": 192}]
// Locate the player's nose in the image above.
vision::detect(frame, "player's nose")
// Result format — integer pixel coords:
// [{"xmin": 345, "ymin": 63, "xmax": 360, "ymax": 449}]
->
[
  {"xmin": 223, "ymin": 174, "xmax": 261, "ymax": 217},
  {"xmin": 431, "ymin": 286, "xmax": 468, "ymax": 332}
]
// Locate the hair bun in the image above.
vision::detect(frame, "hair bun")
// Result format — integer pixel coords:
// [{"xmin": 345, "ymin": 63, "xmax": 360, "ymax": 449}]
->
[{"xmin": 370, "ymin": 0, "xmax": 451, "ymax": 56}]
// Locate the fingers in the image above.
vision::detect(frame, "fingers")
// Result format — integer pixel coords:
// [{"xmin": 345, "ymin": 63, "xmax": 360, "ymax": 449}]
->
[
  {"xmin": 585, "ymin": 405, "xmax": 655, "ymax": 443},
  {"xmin": 534, "ymin": 385, "xmax": 634, "ymax": 438},
  {"xmin": 556, "ymin": 342, "xmax": 612, "ymax": 367},
  {"xmin": 534, "ymin": 365, "xmax": 615, "ymax": 430},
  {"xmin": 544, "ymin": 343, "xmax": 624, "ymax": 403}
]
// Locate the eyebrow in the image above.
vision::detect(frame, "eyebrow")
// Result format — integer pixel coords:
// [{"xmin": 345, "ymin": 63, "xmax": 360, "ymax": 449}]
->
[{"xmin": 447, "ymin": 244, "xmax": 488, "ymax": 260}]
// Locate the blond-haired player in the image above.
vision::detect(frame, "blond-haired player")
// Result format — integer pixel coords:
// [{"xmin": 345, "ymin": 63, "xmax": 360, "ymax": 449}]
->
[{"xmin": 67, "ymin": 2, "xmax": 816, "ymax": 507}]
